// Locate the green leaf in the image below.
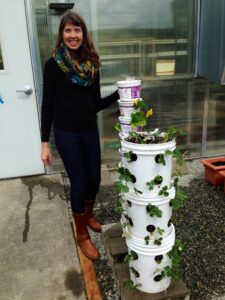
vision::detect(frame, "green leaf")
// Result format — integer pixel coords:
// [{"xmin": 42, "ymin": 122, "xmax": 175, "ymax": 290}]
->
[
  {"xmin": 173, "ymin": 149, "xmax": 184, "ymax": 166},
  {"xmin": 146, "ymin": 180, "xmax": 155, "ymax": 190},
  {"xmin": 131, "ymin": 111, "xmax": 147, "ymax": 128},
  {"xmin": 154, "ymin": 237, "xmax": 163, "ymax": 246},
  {"xmin": 123, "ymin": 279, "xmax": 142, "ymax": 290},
  {"xmin": 134, "ymin": 187, "xmax": 143, "ymax": 194},
  {"xmin": 114, "ymin": 203, "xmax": 124, "ymax": 214},
  {"xmin": 146, "ymin": 204, "xmax": 162, "ymax": 218},
  {"xmin": 124, "ymin": 253, "xmax": 133, "ymax": 262},
  {"xmin": 144, "ymin": 235, "xmax": 150, "ymax": 245},
  {"xmin": 171, "ymin": 188, "xmax": 187, "ymax": 210},
  {"xmin": 156, "ymin": 227, "xmax": 165, "ymax": 235},
  {"xmin": 115, "ymin": 181, "xmax": 129, "ymax": 194},
  {"xmin": 164, "ymin": 149, "xmax": 173, "ymax": 156},
  {"xmin": 155, "ymin": 154, "xmax": 166, "ymax": 166},
  {"xmin": 159, "ymin": 185, "xmax": 169, "ymax": 197},
  {"xmin": 113, "ymin": 123, "xmax": 121, "ymax": 132}
]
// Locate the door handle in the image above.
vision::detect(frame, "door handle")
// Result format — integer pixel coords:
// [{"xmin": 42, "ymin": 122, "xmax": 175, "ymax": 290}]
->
[{"xmin": 16, "ymin": 85, "xmax": 33, "ymax": 95}]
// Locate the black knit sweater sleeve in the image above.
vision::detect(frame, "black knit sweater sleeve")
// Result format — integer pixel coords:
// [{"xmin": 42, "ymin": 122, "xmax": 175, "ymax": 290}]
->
[
  {"xmin": 41, "ymin": 59, "xmax": 56, "ymax": 142},
  {"xmin": 41, "ymin": 61, "xmax": 119, "ymax": 142},
  {"xmin": 93, "ymin": 71, "xmax": 119, "ymax": 112}
]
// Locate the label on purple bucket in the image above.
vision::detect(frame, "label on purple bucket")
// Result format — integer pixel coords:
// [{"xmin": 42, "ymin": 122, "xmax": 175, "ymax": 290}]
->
[
  {"xmin": 119, "ymin": 85, "xmax": 141, "ymax": 99},
  {"xmin": 131, "ymin": 86, "xmax": 141, "ymax": 98}
]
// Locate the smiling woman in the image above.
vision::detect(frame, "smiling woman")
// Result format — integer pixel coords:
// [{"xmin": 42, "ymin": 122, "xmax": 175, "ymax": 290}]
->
[
  {"xmin": 41, "ymin": 11, "xmax": 119, "ymax": 261},
  {"xmin": 63, "ymin": 24, "xmax": 83, "ymax": 51}
]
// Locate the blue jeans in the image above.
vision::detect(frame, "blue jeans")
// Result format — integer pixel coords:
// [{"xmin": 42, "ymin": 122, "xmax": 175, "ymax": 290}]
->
[{"xmin": 54, "ymin": 127, "xmax": 101, "ymax": 213}]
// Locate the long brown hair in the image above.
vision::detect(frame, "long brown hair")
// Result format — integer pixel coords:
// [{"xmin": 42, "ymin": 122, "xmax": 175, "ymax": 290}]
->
[{"xmin": 56, "ymin": 11, "xmax": 100, "ymax": 68}]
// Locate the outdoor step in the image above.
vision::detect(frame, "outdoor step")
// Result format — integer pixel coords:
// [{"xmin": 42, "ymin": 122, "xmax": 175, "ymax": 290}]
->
[
  {"xmin": 101, "ymin": 222, "xmax": 190, "ymax": 300},
  {"xmin": 102, "ymin": 223, "xmax": 128, "ymax": 266}
]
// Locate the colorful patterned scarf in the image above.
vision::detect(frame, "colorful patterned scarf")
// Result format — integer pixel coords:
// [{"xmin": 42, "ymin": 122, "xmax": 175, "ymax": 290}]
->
[{"xmin": 53, "ymin": 43, "xmax": 97, "ymax": 86}]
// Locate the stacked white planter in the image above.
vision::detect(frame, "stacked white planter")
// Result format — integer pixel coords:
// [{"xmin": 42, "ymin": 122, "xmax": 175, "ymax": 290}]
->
[
  {"xmin": 117, "ymin": 80, "xmax": 142, "ymax": 138},
  {"xmin": 116, "ymin": 80, "xmax": 176, "ymax": 293}
]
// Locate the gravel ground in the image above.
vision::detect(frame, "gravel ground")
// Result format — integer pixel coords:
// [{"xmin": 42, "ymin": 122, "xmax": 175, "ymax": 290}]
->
[{"xmin": 63, "ymin": 159, "xmax": 225, "ymax": 300}]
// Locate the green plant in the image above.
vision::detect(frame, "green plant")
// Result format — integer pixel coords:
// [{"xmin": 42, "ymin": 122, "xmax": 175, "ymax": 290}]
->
[
  {"xmin": 156, "ymin": 227, "xmax": 165, "ymax": 236},
  {"xmin": 161, "ymin": 239, "xmax": 184, "ymax": 280},
  {"xmin": 154, "ymin": 237, "xmax": 163, "ymax": 246},
  {"xmin": 159, "ymin": 185, "xmax": 169, "ymax": 197},
  {"xmin": 146, "ymin": 204, "xmax": 162, "ymax": 218},
  {"xmin": 165, "ymin": 148, "xmax": 184, "ymax": 166},
  {"xmin": 146, "ymin": 180, "xmax": 155, "ymax": 190},
  {"xmin": 124, "ymin": 214, "xmax": 133, "ymax": 227},
  {"xmin": 113, "ymin": 122, "xmax": 121, "ymax": 132},
  {"xmin": 130, "ymin": 111, "xmax": 147, "ymax": 128},
  {"xmin": 124, "ymin": 250, "xmax": 138, "ymax": 262},
  {"xmin": 130, "ymin": 266, "xmax": 140, "ymax": 278},
  {"xmin": 130, "ymin": 99, "xmax": 153, "ymax": 129},
  {"xmin": 163, "ymin": 127, "xmax": 186, "ymax": 143},
  {"xmin": 134, "ymin": 187, "xmax": 143, "ymax": 194},
  {"xmin": 124, "ymin": 150, "xmax": 137, "ymax": 162},
  {"xmin": 144, "ymin": 227, "xmax": 164, "ymax": 246},
  {"xmin": 114, "ymin": 201, "xmax": 124, "ymax": 214},
  {"xmin": 123, "ymin": 279, "xmax": 141, "ymax": 289},
  {"xmin": 170, "ymin": 187, "xmax": 187, "ymax": 210},
  {"xmin": 144, "ymin": 235, "xmax": 150, "ymax": 245},
  {"xmin": 171, "ymin": 215, "xmax": 179, "ymax": 224},
  {"xmin": 114, "ymin": 165, "xmax": 136, "ymax": 194},
  {"xmin": 115, "ymin": 180, "xmax": 129, "ymax": 194},
  {"xmin": 146, "ymin": 175, "xmax": 163, "ymax": 190},
  {"xmin": 116, "ymin": 166, "xmax": 135, "ymax": 183},
  {"xmin": 155, "ymin": 154, "xmax": 166, "ymax": 166}
]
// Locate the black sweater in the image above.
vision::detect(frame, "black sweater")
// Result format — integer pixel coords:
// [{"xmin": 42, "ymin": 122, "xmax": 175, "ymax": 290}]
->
[{"xmin": 41, "ymin": 58, "xmax": 119, "ymax": 142}]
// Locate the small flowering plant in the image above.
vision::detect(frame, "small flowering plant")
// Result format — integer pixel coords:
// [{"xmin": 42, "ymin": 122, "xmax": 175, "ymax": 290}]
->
[
  {"xmin": 130, "ymin": 99, "xmax": 153, "ymax": 128},
  {"xmin": 126, "ymin": 99, "xmax": 185, "ymax": 144}
]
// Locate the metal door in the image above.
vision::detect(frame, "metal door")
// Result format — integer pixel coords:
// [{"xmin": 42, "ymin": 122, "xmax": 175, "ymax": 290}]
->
[{"xmin": 0, "ymin": 0, "xmax": 44, "ymax": 178}]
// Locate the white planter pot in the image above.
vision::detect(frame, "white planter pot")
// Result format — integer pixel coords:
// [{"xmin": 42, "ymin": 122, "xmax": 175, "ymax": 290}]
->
[
  {"xmin": 118, "ymin": 99, "xmax": 135, "ymax": 117},
  {"xmin": 121, "ymin": 138, "xmax": 176, "ymax": 195},
  {"xmin": 125, "ymin": 223, "xmax": 175, "ymax": 250},
  {"xmin": 118, "ymin": 99, "xmax": 141, "ymax": 118},
  {"xmin": 117, "ymin": 80, "xmax": 141, "ymax": 99},
  {"xmin": 118, "ymin": 116, "xmax": 132, "ymax": 135},
  {"xmin": 126, "ymin": 225, "xmax": 175, "ymax": 293},
  {"xmin": 123, "ymin": 188, "xmax": 174, "ymax": 239}
]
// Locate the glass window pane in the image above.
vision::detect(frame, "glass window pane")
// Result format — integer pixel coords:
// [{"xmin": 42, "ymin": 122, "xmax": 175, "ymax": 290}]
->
[
  {"xmin": 205, "ymin": 83, "xmax": 225, "ymax": 156},
  {"xmin": 87, "ymin": 0, "xmax": 198, "ymax": 161},
  {"xmin": 0, "ymin": 43, "xmax": 4, "ymax": 70},
  {"xmin": 34, "ymin": 0, "xmax": 225, "ymax": 167}
]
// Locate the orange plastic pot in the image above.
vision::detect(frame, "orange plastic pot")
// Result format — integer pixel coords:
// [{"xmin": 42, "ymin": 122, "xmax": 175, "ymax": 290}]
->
[
  {"xmin": 219, "ymin": 170, "xmax": 225, "ymax": 192},
  {"xmin": 201, "ymin": 157, "xmax": 225, "ymax": 186}
]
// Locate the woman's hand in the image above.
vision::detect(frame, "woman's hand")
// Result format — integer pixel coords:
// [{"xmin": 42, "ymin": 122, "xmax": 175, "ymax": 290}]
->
[{"xmin": 41, "ymin": 142, "xmax": 52, "ymax": 166}]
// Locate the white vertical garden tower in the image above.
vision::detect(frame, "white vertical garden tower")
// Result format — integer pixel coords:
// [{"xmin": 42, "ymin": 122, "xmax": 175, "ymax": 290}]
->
[{"xmin": 116, "ymin": 80, "xmax": 184, "ymax": 293}]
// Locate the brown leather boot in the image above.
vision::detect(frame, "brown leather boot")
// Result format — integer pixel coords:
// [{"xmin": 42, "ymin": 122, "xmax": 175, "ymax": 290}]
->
[
  {"xmin": 86, "ymin": 201, "xmax": 102, "ymax": 232},
  {"xmin": 72, "ymin": 212, "xmax": 100, "ymax": 260}
]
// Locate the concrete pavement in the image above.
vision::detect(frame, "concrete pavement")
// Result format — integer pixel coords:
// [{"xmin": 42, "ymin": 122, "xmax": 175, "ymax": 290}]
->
[{"xmin": 0, "ymin": 173, "xmax": 86, "ymax": 300}]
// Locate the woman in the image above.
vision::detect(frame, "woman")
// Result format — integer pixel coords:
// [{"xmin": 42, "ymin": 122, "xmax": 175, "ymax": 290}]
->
[{"xmin": 41, "ymin": 11, "xmax": 119, "ymax": 260}]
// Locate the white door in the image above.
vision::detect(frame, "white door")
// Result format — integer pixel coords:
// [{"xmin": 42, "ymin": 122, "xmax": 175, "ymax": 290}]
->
[{"xmin": 0, "ymin": 0, "xmax": 45, "ymax": 179}]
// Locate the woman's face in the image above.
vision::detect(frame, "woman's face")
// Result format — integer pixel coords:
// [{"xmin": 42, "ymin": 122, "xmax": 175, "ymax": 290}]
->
[{"xmin": 62, "ymin": 23, "xmax": 83, "ymax": 51}]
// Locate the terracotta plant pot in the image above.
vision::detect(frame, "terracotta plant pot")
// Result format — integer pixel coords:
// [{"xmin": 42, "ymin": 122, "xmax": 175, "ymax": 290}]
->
[
  {"xmin": 219, "ymin": 170, "xmax": 225, "ymax": 192},
  {"xmin": 201, "ymin": 157, "xmax": 225, "ymax": 185}
]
